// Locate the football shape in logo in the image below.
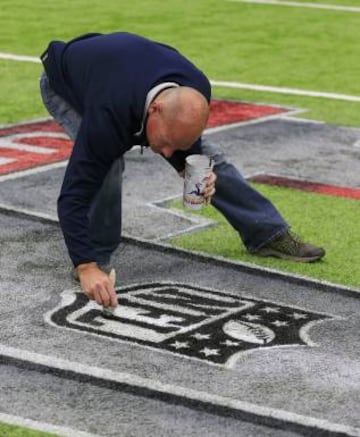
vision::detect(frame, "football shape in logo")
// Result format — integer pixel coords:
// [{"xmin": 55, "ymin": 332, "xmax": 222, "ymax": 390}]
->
[{"xmin": 223, "ymin": 320, "xmax": 275, "ymax": 345}]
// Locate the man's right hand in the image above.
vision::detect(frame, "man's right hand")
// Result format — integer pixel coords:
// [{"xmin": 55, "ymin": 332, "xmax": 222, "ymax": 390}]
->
[{"xmin": 76, "ymin": 262, "xmax": 118, "ymax": 308}]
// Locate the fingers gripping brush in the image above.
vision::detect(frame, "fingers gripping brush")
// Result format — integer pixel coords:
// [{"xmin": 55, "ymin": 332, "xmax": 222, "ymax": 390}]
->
[{"xmin": 102, "ymin": 268, "xmax": 117, "ymax": 317}]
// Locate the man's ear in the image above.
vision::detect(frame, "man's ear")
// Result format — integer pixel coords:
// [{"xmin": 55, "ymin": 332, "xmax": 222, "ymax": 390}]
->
[{"xmin": 148, "ymin": 101, "xmax": 160, "ymax": 115}]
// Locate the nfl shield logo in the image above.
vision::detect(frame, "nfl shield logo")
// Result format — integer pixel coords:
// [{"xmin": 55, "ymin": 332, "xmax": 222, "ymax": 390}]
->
[{"xmin": 46, "ymin": 283, "xmax": 335, "ymax": 367}]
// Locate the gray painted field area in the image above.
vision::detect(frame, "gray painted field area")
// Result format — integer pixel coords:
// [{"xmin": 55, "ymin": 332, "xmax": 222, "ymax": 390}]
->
[{"xmin": 0, "ymin": 115, "xmax": 359, "ymax": 436}]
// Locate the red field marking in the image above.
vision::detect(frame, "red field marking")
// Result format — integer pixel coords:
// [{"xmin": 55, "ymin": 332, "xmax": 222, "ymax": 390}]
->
[
  {"xmin": 249, "ymin": 175, "xmax": 360, "ymax": 200},
  {"xmin": 208, "ymin": 99, "xmax": 287, "ymax": 127},
  {"xmin": 0, "ymin": 137, "xmax": 73, "ymax": 175},
  {"xmin": 0, "ymin": 100, "xmax": 289, "ymax": 176},
  {"xmin": 0, "ymin": 130, "xmax": 72, "ymax": 175},
  {"xmin": 0, "ymin": 120, "xmax": 64, "ymax": 137}
]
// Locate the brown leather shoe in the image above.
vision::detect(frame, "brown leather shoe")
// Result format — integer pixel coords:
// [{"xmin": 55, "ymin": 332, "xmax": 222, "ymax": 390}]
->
[{"xmin": 253, "ymin": 231, "xmax": 325, "ymax": 262}]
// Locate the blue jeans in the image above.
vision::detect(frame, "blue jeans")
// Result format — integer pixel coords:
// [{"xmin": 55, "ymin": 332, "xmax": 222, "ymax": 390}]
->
[
  {"xmin": 200, "ymin": 139, "xmax": 288, "ymax": 252},
  {"xmin": 40, "ymin": 72, "xmax": 288, "ymax": 262}
]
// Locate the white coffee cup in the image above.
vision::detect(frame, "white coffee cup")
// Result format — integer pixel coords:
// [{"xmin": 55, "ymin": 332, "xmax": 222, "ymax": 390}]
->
[{"xmin": 183, "ymin": 154, "xmax": 213, "ymax": 210}]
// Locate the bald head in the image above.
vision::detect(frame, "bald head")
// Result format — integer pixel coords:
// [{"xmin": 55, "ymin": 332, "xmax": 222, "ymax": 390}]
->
[
  {"xmin": 146, "ymin": 86, "xmax": 210, "ymax": 158},
  {"xmin": 159, "ymin": 86, "xmax": 209, "ymax": 131}
]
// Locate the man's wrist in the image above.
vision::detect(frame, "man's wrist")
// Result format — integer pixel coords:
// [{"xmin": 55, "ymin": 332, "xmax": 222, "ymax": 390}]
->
[{"xmin": 76, "ymin": 262, "xmax": 98, "ymax": 273}]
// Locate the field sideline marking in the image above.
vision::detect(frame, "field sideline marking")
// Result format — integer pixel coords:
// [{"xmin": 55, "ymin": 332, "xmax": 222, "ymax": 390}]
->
[
  {"xmin": 227, "ymin": 0, "xmax": 360, "ymax": 13},
  {"xmin": 0, "ymin": 53, "xmax": 41, "ymax": 63},
  {"xmin": 210, "ymin": 80, "xmax": 360, "ymax": 103},
  {"xmin": 1, "ymin": 51, "xmax": 360, "ymax": 103},
  {"xmin": 0, "ymin": 412, "xmax": 104, "ymax": 437},
  {"xmin": 1, "ymin": 345, "xmax": 360, "ymax": 437},
  {"xmin": 0, "ymin": 201, "xmax": 359, "ymax": 298}
]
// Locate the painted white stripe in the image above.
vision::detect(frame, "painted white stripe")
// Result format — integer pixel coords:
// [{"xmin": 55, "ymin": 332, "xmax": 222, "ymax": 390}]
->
[
  {"xmin": 0, "ymin": 132, "xmax": 69, "ymax": 154},
  {"xmin": 4, "ymin": 132, "xmax": 69, "ymax": 140},
  {"xmin": 0, "ymin": 202, "xmax": 58, "ymax": 222},
  {"xmin": 0, "ymin": 200, "xmax": 359, "ymax": 296},
  {"xmin": 210, "ymin": 80, "xmax": 360, "ymax": 102},
  {"xmin": 148, "ymin": 194, "xmax": 216, "ymax": 241},
  {"xmin": 0, "ymin": 160, "xmax": 67, "ymax": 183},
  {"xmin": 281, "ymin": 115, "xmax": 325, "ymax": 124},
  {"xmin": 205, "ymin": 107, "xmax": 305, "ymax": 134},
  {"xmin": 227, "ymin": 0, "xmax": 360, "ymax": 13},
  {"xmin": 0, "ymin": 344, "xmax": 359, "ymax": 436},
  {"xmin": 0, "ymin": 52, "xmax": 41, "ymax": 63},
  {"xmin": 1, "ymin": 51, "xmax": 360, "ymax": 102},
  {"xmin": 120, "ymin": 228, "xmax": 360, "ymax": 295},
  {"xmin": 0, "ymin": 116, "xmax": 54, "ymax": 130},
  {"xmin": 0, "ymin": 412, "xmax": 104, "ymax": 437},
  {"xmin": 0, "ymin": 157, "xmax": 16, "ymax": 166},
  {"xmin": 0, "ymin": 141, "xmax": 56, "ymax": 154}
]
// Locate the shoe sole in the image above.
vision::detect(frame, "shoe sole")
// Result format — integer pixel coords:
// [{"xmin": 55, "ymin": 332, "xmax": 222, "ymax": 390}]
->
[{"xmin": 254, "ymin": 248, "xmax": 325, "ymax": 263}]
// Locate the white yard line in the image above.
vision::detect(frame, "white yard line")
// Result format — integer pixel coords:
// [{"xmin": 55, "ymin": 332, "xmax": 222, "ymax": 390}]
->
[
  {"xmin": 210, "ymin": 80, "xmax": 360, "ymax": 102},
  {"xmin": 0, "ymin": 412, "xmax": 104, "ymax": 437},
  {"xmin": 227, "ymin": 0, "xmax": 360, "ymax": 13},
  {"xmin": 1, "ymin": 344, "xmax": 360, "ymax": 437},
  {"xmin": 0, "ymin": 52, "xmax": 41, "ymax": 63},
  {"xmin": 1, "ymin": 51, "xmax": 360, "ymax": 102}
]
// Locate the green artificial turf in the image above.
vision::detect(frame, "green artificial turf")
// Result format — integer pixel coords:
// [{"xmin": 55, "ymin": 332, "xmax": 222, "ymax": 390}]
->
[
  {"xmin": 294, "ymin": 0, "xmax": 360, "ymax": 4},
  {"xmin": 0, "ymin": 57, "xmax": 359, "ymax": 127},
  {"xmin": 0, "ymin": 422, "xmax": 58, "ymax": 437},
  {"xmin": 169, "ymin": 184, "xmax": 360, "ymax": 289},
  {"xmin": 0, "ymin": 60, "xmax": 44, "ymax": 125},
  {"xmin": 247, "ymin": 0, "xmax": 360, "ymax": 6},
  {"xmin": 0, "ymin": 0, "xmax": 359, "ymax": 126}
]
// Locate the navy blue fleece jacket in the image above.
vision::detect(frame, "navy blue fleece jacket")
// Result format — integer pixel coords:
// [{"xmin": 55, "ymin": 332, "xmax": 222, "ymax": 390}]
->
[{"xmin": 40, "ymin": 32, "xmax": 211, "ymax": 266}]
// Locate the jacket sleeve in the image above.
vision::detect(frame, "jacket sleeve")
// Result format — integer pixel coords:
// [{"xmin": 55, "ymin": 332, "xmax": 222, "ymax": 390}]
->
[{"xmin": 57, "ymin": 105, "xmax": 128, "ymax": 266}]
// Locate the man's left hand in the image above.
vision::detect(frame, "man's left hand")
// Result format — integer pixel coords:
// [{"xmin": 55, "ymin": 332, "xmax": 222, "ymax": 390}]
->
[{"xmin": 204, "ymin": 171, "xmax": 216, "ymax": 204}]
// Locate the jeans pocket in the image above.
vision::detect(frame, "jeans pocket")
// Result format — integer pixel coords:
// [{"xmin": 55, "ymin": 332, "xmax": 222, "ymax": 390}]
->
[{"xmin": 39, "ymin": 72, "xmax": 81, "ymax": 140}]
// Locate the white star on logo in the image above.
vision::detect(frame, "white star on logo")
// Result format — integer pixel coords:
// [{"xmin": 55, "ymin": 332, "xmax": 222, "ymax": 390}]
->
[
  {"xmin": 292, "ymin": 312, "xmax": 308, "ymax": 320},
  {"xmin": 272, "ymin": 320, "xmax": 288, "ymax": 327},
  {"xmin": 243, "ymin": 314, "xmax": 261, "ymax": 321},
  {"xmin": 191, "ymin": 333, "xmax": 211, "ymax": 340},
  {"xmin": 199, "ymin": 347, "xmax": 219, "ymax": 357},
  {"xmin": 170, "ymin": 341, "xmax": 189, "ymax": 349},
  {"xmin": 261, "ymin": 306, "xmax": 280, "ymax": 313}
]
